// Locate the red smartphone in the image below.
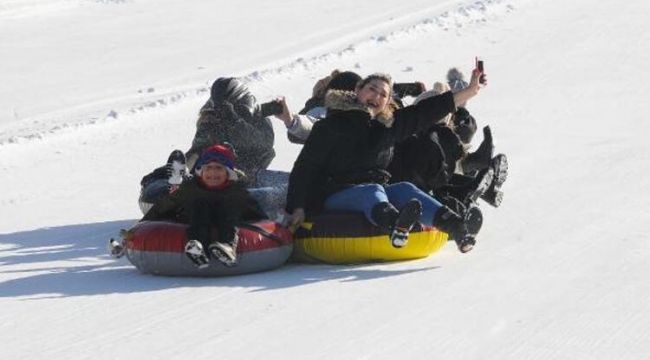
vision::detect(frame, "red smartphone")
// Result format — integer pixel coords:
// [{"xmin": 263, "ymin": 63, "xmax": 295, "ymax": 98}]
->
[{"xmin": 476, "ymin": 56, "xmax": 486, "ymax": 84}]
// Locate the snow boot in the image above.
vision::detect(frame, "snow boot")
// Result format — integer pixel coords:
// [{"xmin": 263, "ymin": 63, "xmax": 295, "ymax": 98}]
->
[
  {"xmin": 166, "ymin": 150, "xmax": 187, "ymax": 185},
  {"xmin": 455, "ymin": 204, "xmax": 483, "ymax": 253},
  {"xmin": 490, "ymin": 153, "xmax": 508, "ymax": 188},
  {"xmin": 389, "ymin": 199, "xmax": 423, "ymax": 248},
  {"xmin": 370, "ymin": 202, "xmax": 400, "ymax": 230},
  {"xmin": 108, "ymin": 228, "xmax": 133, "ymax": 258},
  {"xmin": 463, "ymin": 126, "xmax": 494, "ymax": 174},
  {"xmin": 464, "ymin": 203, "xmax": 483, "ymax": 236},
  {"xmin": 184, "ymin": 239, "xmax": 209, "ymax": 269},
  {"xmin": 433, "ymin": 206, "xmax": 478, "ymax": 253},
  {"xmin": 208, "ymin": 235, "xmax": 239, "ymax": 267},
  {"xmin": 480, "ymin": 154, "xmax": 508, "ymax": 208},
  {"xmin": 108, "ymin": 238, "xmax": 126, "ymax": 258},
  {"xmin": 463, "ymin": 167, "xmax": 494, "ymax": 205},
  {"xmin": 481, "ymin": 187, "xmax": 504, "ymax": 208}
]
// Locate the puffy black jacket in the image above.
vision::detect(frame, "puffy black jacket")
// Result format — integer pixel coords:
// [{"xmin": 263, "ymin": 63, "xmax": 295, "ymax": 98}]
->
[
  {"xmin": 286, "ymin": 89, "xmax": 456, "ymax": 214},
  {"xmin": 389, "ymin": 125, "xmax": 465, "ymax": 193}
]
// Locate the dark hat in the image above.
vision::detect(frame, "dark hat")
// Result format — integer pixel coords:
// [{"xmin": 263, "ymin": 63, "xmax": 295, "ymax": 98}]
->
[
  {"xmin": 194, "ymin": 144, "xmax": 238, "ymax": 180},
  {"xmin": 326, "ymin": 71, "xmax": 362, "ymax": 92},
  {"xmin": 453, "ymin": 107, "xmax": 478, "ymax": 144}
]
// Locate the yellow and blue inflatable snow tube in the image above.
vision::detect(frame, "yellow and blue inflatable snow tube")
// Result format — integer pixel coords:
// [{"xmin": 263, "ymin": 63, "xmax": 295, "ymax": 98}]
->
[{"xmin": 292, "ymin": 212, "xmax": 448, "ymax": 264}]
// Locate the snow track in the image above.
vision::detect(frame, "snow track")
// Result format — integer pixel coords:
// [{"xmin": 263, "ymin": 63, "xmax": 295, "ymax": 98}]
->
[{"xmin": 0, "ymin": 0, "xmax": 515, "ymax": 145}]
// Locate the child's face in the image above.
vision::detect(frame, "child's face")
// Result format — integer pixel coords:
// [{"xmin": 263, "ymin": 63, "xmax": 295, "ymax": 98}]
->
[
  {"xmin": 200, "ymin": 161, "xmax": 228, "ymax": 187},
  {"xmin": 356, "ymin": 79, "xmax": 391, "ymax": 115}
]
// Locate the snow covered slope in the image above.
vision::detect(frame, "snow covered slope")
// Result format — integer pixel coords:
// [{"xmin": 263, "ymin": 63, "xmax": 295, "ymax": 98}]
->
[{"xmin": 1, "ymin": 0, "xmax": 649, "ymax": 359}]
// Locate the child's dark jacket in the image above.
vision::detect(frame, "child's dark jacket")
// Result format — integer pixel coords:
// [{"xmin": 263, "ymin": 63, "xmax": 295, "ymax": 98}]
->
[{"xmin": 141, "ymin": 176, "xmax": 266, "ymax": 224}]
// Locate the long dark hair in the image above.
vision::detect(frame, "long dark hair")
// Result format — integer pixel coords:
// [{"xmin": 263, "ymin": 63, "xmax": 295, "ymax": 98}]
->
[{"xmin": 356, "ymin": 73, "xmax": 393, "ymax": 96}]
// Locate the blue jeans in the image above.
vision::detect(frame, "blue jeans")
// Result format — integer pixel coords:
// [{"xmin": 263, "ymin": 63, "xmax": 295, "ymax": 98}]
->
[{"xmin": 323, "ymin": 182, "xmax": 442, "ymax": 226}]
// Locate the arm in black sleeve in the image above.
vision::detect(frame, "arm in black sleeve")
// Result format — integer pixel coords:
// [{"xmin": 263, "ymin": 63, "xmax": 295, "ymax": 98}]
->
[
  {"xmin": 390, "ymin": 91, "xmax": 456, "ymax": 142},
  {"xmin": 141, "ymin": 188, "xmax": 184, "ymax": 222}
]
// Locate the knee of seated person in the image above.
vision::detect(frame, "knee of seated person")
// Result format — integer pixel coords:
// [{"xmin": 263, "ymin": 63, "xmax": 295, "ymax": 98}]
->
[
  {"xmin": 391, "ymin": 181, "xmax": 420, "ymax": 192},
  {"xmin": 142, "ymin": 179, "xmax": 170, "ymax": 198}
]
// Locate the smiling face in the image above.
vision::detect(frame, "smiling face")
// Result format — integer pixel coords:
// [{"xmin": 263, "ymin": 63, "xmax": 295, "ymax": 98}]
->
[
  {"xmin": 199, "ymin": 161, "xmax": 228, "ymax": 188},
  {"xmin": 356, "ymin": 78, "xmax": 391, "ymax": 115}
]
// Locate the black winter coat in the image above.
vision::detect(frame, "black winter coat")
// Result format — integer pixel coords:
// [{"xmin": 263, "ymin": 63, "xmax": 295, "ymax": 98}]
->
[
  {"xmin": 389, "ymin": 124, "xmax": 465, "ymax": 193},
  {"xmin": 142, "ymin": 176, "xmax": 266, "ymax": 227},
  {"xmin": 286, "ymin": 90, "xmax": 456, "ymax": 214}
]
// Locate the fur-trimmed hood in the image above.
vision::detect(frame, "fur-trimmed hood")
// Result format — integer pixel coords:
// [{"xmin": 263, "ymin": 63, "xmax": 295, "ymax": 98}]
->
[{"xmin": 324, "ymin": 89, "xmax": 395, "ymax": 127}]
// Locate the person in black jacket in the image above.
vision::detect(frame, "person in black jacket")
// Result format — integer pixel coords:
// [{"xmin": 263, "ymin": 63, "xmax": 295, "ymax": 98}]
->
[
  {"xmin": 390, "ymin": 77, "xmax": 507, "ymax": 211},
  {"xmin": 389, "ymin": 85, "xmax": 494, "ymax": 214},
  {"xmin": 142, "ymin": 144, "xmax": 266, "ymax": 268},
  {"xmin": 286, "ymin": 70, "xmax": 486, "ymax": 253}
]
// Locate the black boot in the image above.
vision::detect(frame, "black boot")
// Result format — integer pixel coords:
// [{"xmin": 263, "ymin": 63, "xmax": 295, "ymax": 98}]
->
[
  {"xmin": 433, "ymin": 206, "xmax": 463, "ymax": 241},
  {"xmin": 463, "ymin": 126, "xmax": 493, "ymax": 174},
  {"xmin": 456, "ymin": 204, "xmax": 483, "ymax": 253},
  {"xmin": 490, "ymin": 153, "xmax": 508, "ymax": 188},
  {"xmin": 481, "ymin": 187, "xmax": 504, "ymax": 207},
  {"xmin": 433, "ymin": 206, "xmax": 479, "ymax": 253},
  {"xmin": 454, "ymin": 167, "xmax": 494, "ymax": 206},
  {"xmin": 389, "ymin": 199, "xmax": 423, "ymax": 248},
  {"xmin": 370, "ymin": 202, "xmax": 399, "ymax": 231},
  {"xmin": 464, "ymin": 204, "xmax": 483, "ymax": 237},
  {"xmin": 480, "ymin": 154, "xmax": 508, "ymax": 208},
  {"xmin": 209, "ymin": 233, "xmax": 239, "ymax": 267}
]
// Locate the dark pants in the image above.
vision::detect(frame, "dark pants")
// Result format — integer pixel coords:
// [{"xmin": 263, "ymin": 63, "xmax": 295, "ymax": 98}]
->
[{"xmin": 186, "ymin": 199, "xmax": 236, "ymax": 250}]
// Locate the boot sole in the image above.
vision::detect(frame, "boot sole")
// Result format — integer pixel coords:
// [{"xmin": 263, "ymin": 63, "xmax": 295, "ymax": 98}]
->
[
  {"xmin": 458, "ymin": 236, "xmax": 476, "ymax": 253},
  {"xmin": 391, "ymin": 200, "xmax": 423, "ymax": 248},
  {"xmin": 185, "ymin": 252, "xmax": 209, "ymax": 269},
  {"xmin": 209, "ymin": 244, "xmax": 238, "ymax": 267},
  {"xmin": 491, "ymin": 154, "xmax": 508, "ymax": 188},
  {"xmin": 395, "ymin": 200, "xmax": 423, "ymax": 230},
  {"xmin": 108, "ymin": 238, "xmax": 126, "ymax": 258},
  {"xmin": 185, "ymin": 240, "xmax": 209, "ymax": 269}
]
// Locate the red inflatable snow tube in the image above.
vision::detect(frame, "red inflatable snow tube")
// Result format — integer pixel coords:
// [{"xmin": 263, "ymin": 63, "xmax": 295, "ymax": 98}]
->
[{"xmin": 124, "ymin": 220, "xmax": 293, "ymax": 277}]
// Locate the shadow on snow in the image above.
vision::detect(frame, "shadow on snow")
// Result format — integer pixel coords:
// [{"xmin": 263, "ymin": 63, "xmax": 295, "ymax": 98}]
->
[{"xmin": 0, "ymin": 220, "xmax": 440, "ymax": 299}]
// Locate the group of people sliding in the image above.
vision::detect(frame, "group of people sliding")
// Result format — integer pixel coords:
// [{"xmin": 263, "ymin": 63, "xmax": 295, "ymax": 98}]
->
[{"xmin": 118, "ymin": 64, "xmax": 508, "ymax": 269}]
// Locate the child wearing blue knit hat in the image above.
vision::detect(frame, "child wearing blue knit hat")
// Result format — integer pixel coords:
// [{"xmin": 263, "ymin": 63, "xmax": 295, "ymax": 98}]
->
[{"xmin": 141, "ymin": 144, "xmax": 266, "ymax": 268}]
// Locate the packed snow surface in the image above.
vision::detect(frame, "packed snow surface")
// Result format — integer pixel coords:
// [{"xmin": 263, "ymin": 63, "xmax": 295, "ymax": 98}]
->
[{"xmin": 1, "ymin": 0, "xmax": 649, "ymax": 359}]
